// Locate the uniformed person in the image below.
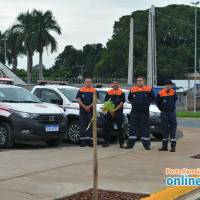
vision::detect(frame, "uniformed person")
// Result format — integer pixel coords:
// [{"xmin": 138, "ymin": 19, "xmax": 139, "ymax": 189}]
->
[
  {"xmin": 156, "ymin": 79, "xmax": 178, "ymax": 152},
  {"xmin": 76, "ymin": 78, "xmax": 99, "ymax": 147},
  {"xmin": 125, "ymin": 76, "xmax": 155, "ymax": 150},
  {"xmin": 102, "ymin": 79, "xmax": 125, "ymax": 148}
]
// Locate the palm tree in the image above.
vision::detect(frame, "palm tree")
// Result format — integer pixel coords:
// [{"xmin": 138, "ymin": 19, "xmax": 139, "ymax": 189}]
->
[
  {"xmin": 11, "ymin": 10, "xmax": 36, "ymax": 83},
  {"xmin": 0, "ymin": 31, "xmax": 7, "ymax": 65},
  {"xmin": 30, "ymin": 9, "xmax": 61, "ymax": 80},
  {"xmin": 5, "ymin": 29, "xmax": 25, "ymax": 73}
]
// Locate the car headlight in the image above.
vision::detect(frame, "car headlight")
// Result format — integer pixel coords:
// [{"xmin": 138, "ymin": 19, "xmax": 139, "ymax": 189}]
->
[
  {"xmin": 13, "ymin": 110, "xmax": 39, "ymax": 118},
  {"xmin": 149, "ymin": 111, "xmax": 161, "ymax": 117}
]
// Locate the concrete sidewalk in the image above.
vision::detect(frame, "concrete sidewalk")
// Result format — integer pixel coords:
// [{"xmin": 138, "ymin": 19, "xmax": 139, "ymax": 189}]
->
[{"xmin": 0, "ymin": 127, "xmax": 200, "ymax": 200}]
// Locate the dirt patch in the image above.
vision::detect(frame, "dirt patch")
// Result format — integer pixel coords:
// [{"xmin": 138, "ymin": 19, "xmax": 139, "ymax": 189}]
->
[
  {"xmin": 191, "ymin": 154, "xmax": 200, "ymax": 159},
  {"xmin": 57, "ymin": 189, "xmax": 150, "ymax": 200}
]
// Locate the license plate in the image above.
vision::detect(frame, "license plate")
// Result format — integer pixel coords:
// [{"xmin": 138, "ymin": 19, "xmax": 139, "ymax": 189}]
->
[
  {"xmin": 114, "ymin": 123, "xmax": 118, "ymax": 129},
  {"xmin": 46, "ymin": 125, "xmax": 59, "ymax": 132}
]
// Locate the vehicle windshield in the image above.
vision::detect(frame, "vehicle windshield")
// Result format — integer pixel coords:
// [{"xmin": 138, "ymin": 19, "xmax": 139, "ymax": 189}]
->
[
  {"xmin": 98, "ymin": 90, "xmax": 130, "ymax": 104},
  {"xmin": 98, "ymin": 91, "xmax": 107, "ymax": 104},
  {"xmin": 0, "ymin": 87, "xmax": 41, "ymax": 103},
  {"xmin": 124, "ymin": 91, "xmax": 130, "ymax": 103},
  {"xmin": 59, "ymin": 88, "xmax": 79, "ymax": 103}
]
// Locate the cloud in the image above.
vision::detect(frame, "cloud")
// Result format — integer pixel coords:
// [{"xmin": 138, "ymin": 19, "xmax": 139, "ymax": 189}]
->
[{"xmin": 0, "ymin": 0, "xmax": 192, "ymax": 70}]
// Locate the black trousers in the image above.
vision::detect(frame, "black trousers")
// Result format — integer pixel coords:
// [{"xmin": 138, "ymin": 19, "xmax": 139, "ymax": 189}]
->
[
  {"xmin": 161, "ymin": 111, "xmax": 177, "ymax": 148},
  {"xmin": 127, "ymin": 111, "xmax": 150, "ymax": 147},
  {"xmin": 79, "ymin": 112, "xmax": 93, "ymax": 144},
  {"xmin": 104, "ymin": 116, "xmax": 124, "ymax": 144}
]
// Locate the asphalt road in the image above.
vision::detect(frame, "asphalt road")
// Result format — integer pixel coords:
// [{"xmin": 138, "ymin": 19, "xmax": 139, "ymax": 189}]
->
[{"xmin": 177, "ymin": 118, "xmax": 200, "ymax": 128}]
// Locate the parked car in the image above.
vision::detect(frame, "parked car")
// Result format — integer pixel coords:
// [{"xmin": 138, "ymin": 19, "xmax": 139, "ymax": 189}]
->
[
  {"xmin": 0, "ymin": 84, "xmax": 67, "ymax": 148},
  {"xmin": 96, "ymin": 87, "xmax": 162, "ymax": 139},
  {"xmin": 31, "ymin": 83, "xmax": 128, "ymax": 144}
]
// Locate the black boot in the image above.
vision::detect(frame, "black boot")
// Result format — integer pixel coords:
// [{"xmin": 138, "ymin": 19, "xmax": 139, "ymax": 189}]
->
[
  {"xmin": 80, "ymin": 140, "xmax": 87, "ymax": 147},
  {"xmin": 102, "ymin": 142, "xmax": 109, "ymax": 147},
  {"xmin": 120, "ymin": 143, "xmax": 124, "ymax": 148},
  {"xmin": 170, "ymin": 146, "xmax": 176, "ymax": 152},
  {"xmin": 158, "ymin": 146, "xmax": 168, "ymax": 151}
]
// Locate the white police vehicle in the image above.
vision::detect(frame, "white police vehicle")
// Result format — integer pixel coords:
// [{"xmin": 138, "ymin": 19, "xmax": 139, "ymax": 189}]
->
[
  {"xmin": 0, "ymin": 83, "xmax": 67, "ymax": 148},
  {"xmin": 31, "ymin": 83, "xmax": 128, "ymax": 144},
  {"xmin": 96, "ymin": 87, "xmax": 162, "ymax": 139}
]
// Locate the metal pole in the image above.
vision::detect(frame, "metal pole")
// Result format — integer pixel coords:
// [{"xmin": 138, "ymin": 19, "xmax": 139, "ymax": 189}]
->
[
  {"xmin": 128, "ymin": 18, "xmax": 134, "ymax": 84},
  {"xmin": 93, "ymin": 91, "xmax": 98, "ymax": 200},
  {"xmin": 191, "ymin": 1, "xmax": 199, "ymax": 113}
]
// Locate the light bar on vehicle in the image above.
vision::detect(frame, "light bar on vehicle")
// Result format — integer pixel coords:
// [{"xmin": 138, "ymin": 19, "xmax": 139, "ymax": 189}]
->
[
  {"xmin": 37, "ymin": 80, "xmax": 68, "ymax": 85},
  {"xmin": 0, "ymin": 78, "xmax": 14, "ymax": 85}
]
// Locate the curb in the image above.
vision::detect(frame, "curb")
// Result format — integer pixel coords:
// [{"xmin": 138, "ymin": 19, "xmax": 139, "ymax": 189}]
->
[{"xmin": 141, "ymin": 176, "xmax": 200, "ymax": 200}]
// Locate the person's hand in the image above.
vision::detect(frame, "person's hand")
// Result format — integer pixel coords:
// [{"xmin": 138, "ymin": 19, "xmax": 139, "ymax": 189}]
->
[
  {"xmin": 109, "ymin": 110, "xmax": 115, "ymax": 118},
  {"xmin": 84, "ymin": 106, "xmax": 91, "ymax": 112}
]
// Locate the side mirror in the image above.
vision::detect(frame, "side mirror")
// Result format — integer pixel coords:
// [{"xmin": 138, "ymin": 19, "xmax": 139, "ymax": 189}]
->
[{"xmin": 50, "ymin": 98, "xmax": 63, "ymax": 105}]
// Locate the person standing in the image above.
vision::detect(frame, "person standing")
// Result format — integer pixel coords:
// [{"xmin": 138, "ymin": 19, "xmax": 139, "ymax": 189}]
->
[
  {"xmin": 125, "ymin": 76, "xmax": 155, "ymax": 150},
  {"xmin": 156, "ymin": 80, "xmax": 178, "ymax": 152},
  {"xmin": 76, "ymin": 78, "xmax": 98, "ymax": 147},
  {"xmin": 102, "ymin": 79, "xmax": 125, "ymax": 148}
]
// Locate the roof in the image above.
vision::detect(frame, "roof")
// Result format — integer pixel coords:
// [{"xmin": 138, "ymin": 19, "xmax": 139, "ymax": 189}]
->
[
  {"xmin": 0, "ymin": 84, "xmax": 20, "ymax": 89},
  {"xmin": 172, "ymin": 79, "xmax": 200, "ymax": 92},
  {"xmin": 0, "ymin": 62, "xmax": 27, "ymax": 85},
  {"xmin": 34, "ymin": 84, "xmax": 79, "ymax": 90}
]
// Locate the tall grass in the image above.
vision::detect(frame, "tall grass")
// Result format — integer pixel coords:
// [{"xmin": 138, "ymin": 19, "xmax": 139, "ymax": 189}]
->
[{"xmin": 177, "ymin": 112, "xmax": 200, "ymax": 118}]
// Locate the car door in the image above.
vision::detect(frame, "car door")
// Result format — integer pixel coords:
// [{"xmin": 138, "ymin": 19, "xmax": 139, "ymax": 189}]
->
[{"xmin": 40, "ymin": 89, "xmax": 63, "ymax": 105}]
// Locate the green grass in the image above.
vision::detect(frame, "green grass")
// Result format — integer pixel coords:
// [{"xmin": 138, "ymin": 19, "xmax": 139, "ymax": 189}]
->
[{"xmin": 177, "ymin": 111, "xmax": 200, "ymax": 118}]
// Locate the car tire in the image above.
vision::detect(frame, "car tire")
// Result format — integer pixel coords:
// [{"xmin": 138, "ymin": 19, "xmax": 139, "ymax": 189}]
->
[
  {"xmin": 45, "ymin": 139, "xmax": 62, "ymax": 147},
  {"xmin": 67, "ymin": 120, "xmax": 80, "ymax": 144},
  {"xmin": 152, "ymin": 133, "xmax": 162, "ymax": 139},
  {"xmin": 0, "ymin": 122, "xmax": 14, "ymax": 149}
]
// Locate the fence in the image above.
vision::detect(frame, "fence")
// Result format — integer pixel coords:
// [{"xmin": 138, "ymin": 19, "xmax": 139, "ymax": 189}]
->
[{"xmin": 20, "ymin": 77, "xmax": 133, "ymax": 85}]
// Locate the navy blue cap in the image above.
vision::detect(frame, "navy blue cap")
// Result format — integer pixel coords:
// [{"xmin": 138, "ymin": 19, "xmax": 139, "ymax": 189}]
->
[{"xmin": 164, "ymin": 79, "xmax": 173, "ymax": 85}]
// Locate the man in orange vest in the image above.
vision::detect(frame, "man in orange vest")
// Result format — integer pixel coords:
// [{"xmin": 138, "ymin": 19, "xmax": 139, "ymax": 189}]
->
[
  {"xmin": 102, "ymin": 79, "xmax": 125, "ymax": 148},
  {"xmin": 125, "ymin": 76, "xmax": 155, "ymax": 150},
  {"xmin": 156, "ymin": 80, "xmax": 178, "ymax": 152},
  {"xmin": 76, "ymin": 78, "xmax": 99, "ymax": 147}
]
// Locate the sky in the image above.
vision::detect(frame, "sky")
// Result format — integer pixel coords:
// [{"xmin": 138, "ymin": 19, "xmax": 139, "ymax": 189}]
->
[{"xmin": 0, "ymin": 0, "xmax": 191, "ymax": 70}]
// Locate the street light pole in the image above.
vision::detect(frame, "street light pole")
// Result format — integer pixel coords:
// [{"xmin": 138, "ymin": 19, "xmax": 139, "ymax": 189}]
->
[{"xmin": 191, "ymin": 1, "xmax": 199, "ymax": 113}]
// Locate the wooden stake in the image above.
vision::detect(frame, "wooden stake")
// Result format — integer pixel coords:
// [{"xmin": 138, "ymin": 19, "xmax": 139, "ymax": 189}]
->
[{"xmin": 93, "ymin": 91, "xmax": 98, "ymax": 200}]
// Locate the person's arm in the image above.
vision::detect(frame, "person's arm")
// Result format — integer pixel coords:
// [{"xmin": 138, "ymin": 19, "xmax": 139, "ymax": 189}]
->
[
  {"xmin": 150, "ymin": 89, "xmax": 155, "ymax": 103},
  {"xmin": 110, "ymin": 93, "xmax": 125, "ymax": 117},
  {"xmin": 155, "ymin": 93, "xmax": 161, "ymax": 111},
  {"xmin": 174, "ymin": 93, "xmax": 178, "ymax": 102},
  {"xmin": 128, "ymin": 90, "xmax": 132, "ymax": 102}
]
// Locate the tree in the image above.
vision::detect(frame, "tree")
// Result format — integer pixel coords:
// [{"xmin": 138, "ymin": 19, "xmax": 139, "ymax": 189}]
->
[
  {"xmin": 52, "ymin": 45, "xmax": 83, "ymax": 78},
  {"xmin": 5, "ymin": 29, "xmax": 25, "ymax": 73},
  {"xmin": 82, "ymin": 43, "xmax": 103, "ymax": 76},
  {"xmin": 30, "ymin": 9, "xmax": 61, "ymax": 80},
  {"xmin": 11, "ymin": 10, "xmax": 36, "ymax": 83},
  {"xmin": 0, "ymin": 31, "xmax": 6, "ymax": 65}
]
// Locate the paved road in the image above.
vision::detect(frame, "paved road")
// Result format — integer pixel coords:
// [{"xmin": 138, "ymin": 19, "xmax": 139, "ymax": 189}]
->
[
  {"xmin": 177, "ymin": 118, "xmax": 200, "ymax": 128},
  {"xmin": 0, "ymin": 127, "xmax": 200, "ymax": 200}
]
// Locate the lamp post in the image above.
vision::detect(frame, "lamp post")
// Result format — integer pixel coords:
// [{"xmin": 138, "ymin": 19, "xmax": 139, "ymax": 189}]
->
[{"xmin": 191, "ymin": 1, "xmax": 199, "ymax": 113}]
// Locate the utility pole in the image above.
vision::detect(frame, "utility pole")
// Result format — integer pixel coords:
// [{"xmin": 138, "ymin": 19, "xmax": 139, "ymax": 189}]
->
[
  {"xmin": 147, "ymin": 5, "xmax": 157, "ymax": 87},
  {"xmin": 191, "ymin": 1, "xmax": 199, "ymax": 113},
  {"xmin": 128, "ymin": 18, "xmax": 134, "ymax": 84}
]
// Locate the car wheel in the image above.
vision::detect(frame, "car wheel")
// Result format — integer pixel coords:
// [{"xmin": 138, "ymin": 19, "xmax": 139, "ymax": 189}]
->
[
  {"xmin": 45, "ymin": 139, "xmax": 62, "ymax": 147},
  {"xmin": 152, "ymin": 133, "xmax": 162, "ymax": 139},
  {"xmin": 0, "ymin": 122, "xmax": 14, "ymax": 149},
  {"xmin": 67, "ymin": 120, "xmax": 80, "ymax": 144}
]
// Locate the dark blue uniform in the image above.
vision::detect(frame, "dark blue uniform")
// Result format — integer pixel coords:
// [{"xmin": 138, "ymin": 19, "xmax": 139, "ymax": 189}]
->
[
  {"xmin": 127, "ymin": 85, "xmax": 155, "ymax": 148},
  {"xmin": 104, "ymin": 88, "xmax": 125, "ymax": 145},
  {"xmin": 156, "ymin": 88, "xmax": 178, "ymax": 149},
  {"xmin": 76, "ymin": 87, "xmax": 99, "ymax": 146}
]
